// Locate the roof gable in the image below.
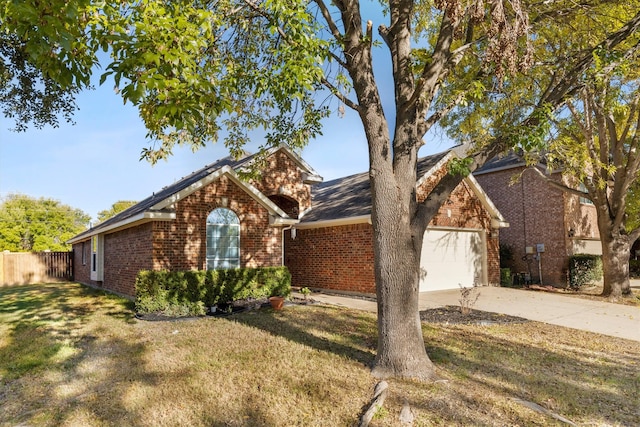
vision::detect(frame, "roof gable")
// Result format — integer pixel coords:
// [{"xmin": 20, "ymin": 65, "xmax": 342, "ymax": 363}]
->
[
  {"xmin": 237, "ymin": 145, "xmax": 323, "ymax": 184},
  {"xmin": 298, "ymin": 149, "xmax": 506, "ymax": 227},
  {"xmin": 68, "ymin": 146, "xmax": 308, "ymax": 243}
]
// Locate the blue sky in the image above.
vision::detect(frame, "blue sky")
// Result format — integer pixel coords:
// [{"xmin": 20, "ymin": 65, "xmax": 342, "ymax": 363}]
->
[
  {"xmin": 0, "ymin": 78, "xmax": 454, "ymax": 223},
  {"xmin": 0, "ymin": 10, "xmax": 454, "ymax": 223}
]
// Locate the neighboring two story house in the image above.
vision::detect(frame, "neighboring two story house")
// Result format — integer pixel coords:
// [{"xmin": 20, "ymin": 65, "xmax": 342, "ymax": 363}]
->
[
  {"xmin": 68, "ymin": 145, "xmax": 507, "ymax": 297},
  {"xmin": 474, "ymin": 152, "xmax": 601, "ymax": 286}
]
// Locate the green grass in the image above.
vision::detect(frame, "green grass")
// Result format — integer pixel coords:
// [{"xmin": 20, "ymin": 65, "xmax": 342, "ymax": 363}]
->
[{"xmin": 1, "ymin": 283, "xmax": 638, "ymax": 426}]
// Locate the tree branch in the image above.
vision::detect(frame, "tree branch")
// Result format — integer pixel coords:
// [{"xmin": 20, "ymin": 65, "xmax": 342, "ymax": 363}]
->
[
  {"xmin": 320, "ymin": 77, "xmax": 359, "ymax": 111},
  {"xmin": 597, "ymin": 40, "xmax": 640, "ymax": 78},
  {"xmin": 405, "ymin": 13, "xmax": 456, "ymax": 116},
  {"xmin": 241, "ymin": 0, "xmax": 287, "ymax": 39},
  {"xmin": 412, "ymin": 10, "xmax": 640, "ymax": 230},
  {"xmin": 312, "ymin": 0, "xmax": 343, "ymax": 45},
  {"xmin": 530, "ymin": 166, "xmax": 591, "ymax": 199},
  {"xmin": 540, "ymin": 9, "xmax": 640, "ymax": 107},
  {"xmin": 418, "ymin": 92, "xmax": 465, "ymax": 137}
]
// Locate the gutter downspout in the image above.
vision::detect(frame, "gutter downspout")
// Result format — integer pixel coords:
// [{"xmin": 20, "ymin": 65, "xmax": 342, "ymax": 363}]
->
[{"xmin": 281, "ymin": 225, "xmax": 294, "ymax": 267}]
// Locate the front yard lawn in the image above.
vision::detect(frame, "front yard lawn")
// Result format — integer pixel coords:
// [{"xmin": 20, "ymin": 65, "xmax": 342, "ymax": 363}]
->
[{"xmin": 1, "ymin": 283, "xmax": 638, "ymax": 426}]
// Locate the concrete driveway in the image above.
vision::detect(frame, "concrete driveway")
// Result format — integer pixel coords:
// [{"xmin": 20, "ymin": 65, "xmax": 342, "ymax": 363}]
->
[
  {"xmin": 419, "ymin": 287, "xmax": 639, "ymax": 342},
  {"xmin": 309, "ymin": 287, "xmax": 640, "ymax": 342}
]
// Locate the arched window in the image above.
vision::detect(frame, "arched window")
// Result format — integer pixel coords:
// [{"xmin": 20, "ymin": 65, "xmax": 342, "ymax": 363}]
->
[{"xmin": 206, "ymin": 208, "xmax": 240, "ymax": 269}]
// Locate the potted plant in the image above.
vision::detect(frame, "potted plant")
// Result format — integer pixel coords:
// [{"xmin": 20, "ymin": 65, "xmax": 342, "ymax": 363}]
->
[
  {"xmin": 268, "ymin": 295, "xmax": 285, "ymax": 310},
  {"xmin": 268, "ymin": 283, "xmax": 291, "ymax": 310}
]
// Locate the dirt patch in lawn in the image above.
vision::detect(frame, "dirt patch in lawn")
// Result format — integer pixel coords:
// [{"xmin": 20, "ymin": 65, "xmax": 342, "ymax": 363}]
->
[{"xmin": 420, "ymin": 306, "xmax": 529, "ymax": 325}]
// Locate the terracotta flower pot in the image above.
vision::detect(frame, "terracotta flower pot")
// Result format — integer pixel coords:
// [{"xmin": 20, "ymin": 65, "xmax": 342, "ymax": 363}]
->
[{"xmin": 269, "ymin": 296, "xmax": 285, "ymax": 310}]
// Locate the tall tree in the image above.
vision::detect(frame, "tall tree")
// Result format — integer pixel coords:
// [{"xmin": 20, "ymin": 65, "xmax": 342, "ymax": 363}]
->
[
  {"xmin": 441, "ymin": 2, "xmax": 640, "ymax": 298},
  {"xmin": 2, "ymin": 0, "xmax": 640, "ymax": 380},
  {"xmin": 543, "ymin": 77, "xmax": 640, "ymax": 298},
  {"xmin": 0, "ymin": 194, "xmax": 90, "ymax": 252},
  {"xmin": 97, "ymin": 200, "xmax": 138, "ymax": 223}
]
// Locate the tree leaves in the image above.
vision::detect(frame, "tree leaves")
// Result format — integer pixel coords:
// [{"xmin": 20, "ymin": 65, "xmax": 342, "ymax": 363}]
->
[{"xmin": 0, "ymin": 194, "xmax": 91, "ymax": 251}]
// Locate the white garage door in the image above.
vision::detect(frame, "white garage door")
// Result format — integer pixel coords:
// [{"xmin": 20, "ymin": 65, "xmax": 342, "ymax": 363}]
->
[{"xmin": 419, "ymin": 229, "xmax": 485, "ymax": 291}]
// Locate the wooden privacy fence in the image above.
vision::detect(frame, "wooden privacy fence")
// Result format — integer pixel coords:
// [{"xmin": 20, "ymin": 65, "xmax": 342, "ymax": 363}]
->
[{"xmin": 0, "ymin": 251, "xmax": 73, "ymax": 286}]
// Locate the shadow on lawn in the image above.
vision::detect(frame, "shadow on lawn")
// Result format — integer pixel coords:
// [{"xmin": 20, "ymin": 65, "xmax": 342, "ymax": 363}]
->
[
  {"xmin": 232, "ymin": 305, "xmax": 377, "ymax": 367},
  {"xmin": 232, "ymin": 304, "xmax": 639, "ymax": 425},
  {"xmin": 0, "ymin": 283, "xmax": 155, "ymax": 427},
  {"xmin": 414, "ymin": 324, "xmax": 640, "ymax": 425}
]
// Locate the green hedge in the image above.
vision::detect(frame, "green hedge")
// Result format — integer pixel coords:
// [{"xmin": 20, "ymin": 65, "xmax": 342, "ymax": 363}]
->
[
  {"xmin": 568, "ymin": 254, "xmax": 603, "ymax": 290},
  {"xmin": 500, "ymin": 268, "xmax": 512, "ymax": 287},
  {"xmin": 134, "ymin": 267, "xmax": 291, "ymax": 316}
]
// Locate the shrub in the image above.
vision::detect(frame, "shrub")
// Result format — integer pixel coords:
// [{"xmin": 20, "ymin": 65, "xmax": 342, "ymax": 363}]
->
[
  {"xmin": 500, "ymin": 268, "xmax": 512, "ymax": 287},
  {"xmin": 134, "ymin": 267, "xmax": 291, "ymax": 315},
  {"xmin": 459, "ymin": 284, "xmax": 480, "ymax": 315},
  {"xmin": 568, "ymin": 254, "xmax": 603, "ymax": 290}
]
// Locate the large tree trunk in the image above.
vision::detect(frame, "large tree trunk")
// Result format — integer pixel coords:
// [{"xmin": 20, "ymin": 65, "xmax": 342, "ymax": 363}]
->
[
  {"xmin": 365, "ymin": 109, "xmax": 437, "ymax": 380},
  {"xmin": 600, "ymin": 230, "xmax": 632, "ymax": 298},
  {"xmin": 369, "ymin": 180, "xmax": 437, "ymax": 381},
  {"xmin": 370, "ymin": 235, "xmax": 436, "ymax": 380}
]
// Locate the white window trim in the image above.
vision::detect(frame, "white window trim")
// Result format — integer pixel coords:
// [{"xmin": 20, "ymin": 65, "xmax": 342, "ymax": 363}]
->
[{"xmin": 206, "ymin": 208, "xmax": 240, "ymax": 270}]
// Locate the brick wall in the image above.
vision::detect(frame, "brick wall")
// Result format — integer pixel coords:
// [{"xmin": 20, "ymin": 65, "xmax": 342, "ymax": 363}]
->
[
  {"xmin": 104, "ymin": 223, "xmax": 154, "ymax": 296},
  {"xmin": 285, "ymin": 223, "xmax": 375, "ymax": 293},
  {"xmin": 73, "ymin": 224, "xmax": 155, "ymax": 297},
  {"xmin": 251, "ymin": 150, "xmax": 313, "ymax": 215},
  {"xmin": 72, "ymin": 240, "xmax": 91, "ymax": 286},
  {"xmin": 71, "ymin": 150, "xmax": 308, "ymax": 298},
  {"xmin": 153, "ymin": 174, "xmax": 282, "ymax": 271},
  {"xmin": 475, "ymin": 166, "xmax": 571, "ymax": 285},
  {"xmin": 562, "ymin": 175, "xmax": 600, "ymax": 240},
  {"xmin": 286, "ymin": 170, "xmax": 500, "ymax": 294}
]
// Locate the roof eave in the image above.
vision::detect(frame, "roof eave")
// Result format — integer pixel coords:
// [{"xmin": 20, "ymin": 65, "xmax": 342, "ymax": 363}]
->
[
  {"xmin": 302, "ymin": 172, "xmax": 323, "ymax": 185},
  {"xmin": 416, "ymin": 151, "xmax": 455, "ymax": 188},
  {"xmin": 66, "ymin": 211, "xmax": 175, "ymax": 244},
  {"xmin": 269, "ymin": 216, "xmax": 299, "ymax": 226},
  {"xmin": 295, "ymin": 214, "xmax": 372, "ymax": 230}
]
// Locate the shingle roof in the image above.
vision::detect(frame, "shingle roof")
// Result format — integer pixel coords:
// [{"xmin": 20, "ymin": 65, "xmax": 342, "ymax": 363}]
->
[
  {"xmin": 69, "ymin": 153, "xmax": 256, "ymax": 242},
  {"xmin": 474, "ymin": 151, "xmax": 525, "ymax": 173},
  {"xmin": 474, "ymin": 150, "xmax": 552, "ymax": 174},
  {"xmin": 300, "ymin": 150, "xmax": 451, "ymax": 223}
]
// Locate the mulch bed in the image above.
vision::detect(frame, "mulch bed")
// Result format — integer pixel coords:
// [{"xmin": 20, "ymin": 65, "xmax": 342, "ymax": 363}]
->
[{"xmin": 420, "ymin": 305, "xmax": 529, "ymax": 325}]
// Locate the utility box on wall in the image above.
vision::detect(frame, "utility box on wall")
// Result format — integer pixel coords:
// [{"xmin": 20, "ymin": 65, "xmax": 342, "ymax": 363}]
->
[{"xmin": 536, "ymin": 243, "xmax": 545, "ymax": 253}]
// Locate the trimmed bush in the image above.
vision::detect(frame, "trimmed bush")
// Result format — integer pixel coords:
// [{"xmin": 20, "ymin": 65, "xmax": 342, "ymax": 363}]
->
[
  {"xmin": 134, "ymin": 267, "xmax": 291, "ymax": 316},
  {"xmin": 568, "ymin": 254, "xmax": 603, "ymax": 290},
  {"xmin": 500, "ymin": 268, "xmax": 512, "ymax": 287}
]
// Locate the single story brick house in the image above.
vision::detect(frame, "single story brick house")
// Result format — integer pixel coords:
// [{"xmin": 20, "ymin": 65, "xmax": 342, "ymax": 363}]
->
[
  {"xmin": 69, "ymin": 145, "xmax": 507, "ymax": 297},
  {"xmin": 285, "ymin": 150, "xmax": 507, "ymax": 294},
  {"xmin": 474, "ymin": 152, "xmax": 601, "ymax": 286}
]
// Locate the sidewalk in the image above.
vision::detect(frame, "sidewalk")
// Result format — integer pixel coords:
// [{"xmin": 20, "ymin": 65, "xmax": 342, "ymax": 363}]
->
[{"xmin": 307, "ymin": 287, "xmax": 640, "ymax": 342}]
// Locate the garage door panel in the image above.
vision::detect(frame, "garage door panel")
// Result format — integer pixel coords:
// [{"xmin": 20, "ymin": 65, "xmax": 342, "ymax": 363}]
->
[{"xmin": 419, "ymin": 229, "xmax": 484, "ymax": 291}]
